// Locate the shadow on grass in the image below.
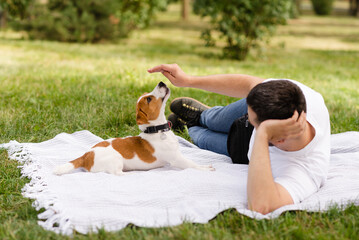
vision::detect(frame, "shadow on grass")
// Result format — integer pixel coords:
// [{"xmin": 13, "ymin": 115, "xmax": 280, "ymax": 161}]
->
[
  {"xmin": 289, "ymin": 18, "xmax": 359, "ymax": 28},
  {"xmin": 152, "ymin": 20, "xmax": 209, "ymax": 32},
  {"xmin": 279, "ymin": 30, "xmax": 359, "ymax": 42}
]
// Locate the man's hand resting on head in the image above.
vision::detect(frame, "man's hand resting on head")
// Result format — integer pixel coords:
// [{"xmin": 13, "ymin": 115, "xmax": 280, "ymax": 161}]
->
[{"xmin": 258, "ymin": 111, "xmax": 307, "ymax": 144}]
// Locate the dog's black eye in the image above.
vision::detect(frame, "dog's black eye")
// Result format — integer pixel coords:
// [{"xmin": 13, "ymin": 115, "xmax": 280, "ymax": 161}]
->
[{"xmin": 147, "ymin": 97, "xmax": 152, "ymax": 103}]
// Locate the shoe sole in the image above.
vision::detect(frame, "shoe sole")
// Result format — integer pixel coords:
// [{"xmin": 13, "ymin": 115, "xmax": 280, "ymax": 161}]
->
[
  {"xmin": 170, "ymin": 97, "xmax": 211, "ymax": 110},
  {"xmin": 167, "ymin": 113, "xmax": 186, "ymax": 131}
]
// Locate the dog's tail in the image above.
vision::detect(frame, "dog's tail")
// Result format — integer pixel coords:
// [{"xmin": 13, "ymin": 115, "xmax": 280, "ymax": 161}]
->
[
  {"xmin": 53, "ymin": 162, "xmax": 75, "ymax": 175},
  {"xmin": 53, "ymin": 151, "xmax": 95, "ymax": 175}
]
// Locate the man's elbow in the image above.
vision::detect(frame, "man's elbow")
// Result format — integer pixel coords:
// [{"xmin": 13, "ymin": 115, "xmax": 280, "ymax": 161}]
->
[
  {"xmin": 248, "ymin": 199, "xmax": 289, "ymax": 215},
  {"xmin": 248, "ymin": 201, "xmax": 272, "ymax": 215},
  {"xmin": 247, "ymin": 183, "xmax": 294, "ymax": 214}
]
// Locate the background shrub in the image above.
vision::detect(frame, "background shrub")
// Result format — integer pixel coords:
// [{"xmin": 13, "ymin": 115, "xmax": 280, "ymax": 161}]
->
[
  {"xmin": 193, "ymin": 0, "xmax": 290, "ymax": 60},
  {"xmin": 0, "ymin": 0, "xmax": 33, "ymax": 28},
  {"xmin": 0, "ymin": 0, "xmax": 33, "ymax": 19},
  {"xmin": 16, "ymin": 0, "xmax": 168, "ymax": 42},
  {"xmin": 310, "ymin": 0, "xmax": 334, "ymax": 15}
]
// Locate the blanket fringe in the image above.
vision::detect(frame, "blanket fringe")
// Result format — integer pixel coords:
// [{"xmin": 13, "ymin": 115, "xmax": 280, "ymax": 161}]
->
[{"xmin": 1, "ymin": 141, "xmax": 73, "ymax": 235}]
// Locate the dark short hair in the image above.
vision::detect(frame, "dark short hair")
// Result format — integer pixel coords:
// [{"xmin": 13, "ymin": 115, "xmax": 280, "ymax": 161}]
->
[{"xmin": 246, "ymin": 80, "xmax": 306, "ymax": 123}]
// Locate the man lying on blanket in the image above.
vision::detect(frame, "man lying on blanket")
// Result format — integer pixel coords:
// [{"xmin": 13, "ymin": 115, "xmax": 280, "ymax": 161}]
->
[{"xmin": 148, "ymin": 64, "xmax": 330, "ymax": 214}]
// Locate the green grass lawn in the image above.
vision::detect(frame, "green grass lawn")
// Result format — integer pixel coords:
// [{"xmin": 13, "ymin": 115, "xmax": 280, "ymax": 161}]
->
[{"xmin": 1, "ymin": 4, "xmax": 359, "ymax": 239}]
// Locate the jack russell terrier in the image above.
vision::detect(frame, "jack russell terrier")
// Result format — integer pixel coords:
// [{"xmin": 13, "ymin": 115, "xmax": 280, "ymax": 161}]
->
[{"xmin": 54, "ymin": 82, "xmax": 215, "ymax": 175}]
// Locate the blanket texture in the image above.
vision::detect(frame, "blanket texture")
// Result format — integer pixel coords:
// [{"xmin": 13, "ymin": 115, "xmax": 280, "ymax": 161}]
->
[{"xmin": 1, "ymin": 130, "xmax": 359, "ymax": 235}]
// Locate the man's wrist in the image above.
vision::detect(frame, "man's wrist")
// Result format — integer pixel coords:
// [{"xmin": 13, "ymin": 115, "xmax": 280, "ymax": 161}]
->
[
  {"xmin": 256, "ymin": 125, "xmax": 270, "ymax": 141},
  {"xmin": 185, "ymin": 75, "xmax": 198, "ymax": 88}
]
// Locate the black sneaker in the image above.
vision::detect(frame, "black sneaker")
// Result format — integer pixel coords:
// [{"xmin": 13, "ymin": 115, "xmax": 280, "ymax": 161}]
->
[
  {"xmin": 170, "ymin": 97, "xmax": 210, "ymax": 128},
  {"xmin": 168, "ymin": 113, "xmax": 186, "ymax": 132}
]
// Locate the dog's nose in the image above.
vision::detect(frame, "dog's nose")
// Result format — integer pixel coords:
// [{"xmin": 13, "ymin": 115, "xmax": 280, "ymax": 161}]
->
[{"xmin": 158, "ymin": 81, "xmax": 166, "ymax": 88}]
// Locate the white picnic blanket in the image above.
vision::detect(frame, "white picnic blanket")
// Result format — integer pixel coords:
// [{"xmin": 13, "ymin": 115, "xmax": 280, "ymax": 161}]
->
[{"xmin": 1, "ymin": 130, "xmax": 359, "ymax": 235}]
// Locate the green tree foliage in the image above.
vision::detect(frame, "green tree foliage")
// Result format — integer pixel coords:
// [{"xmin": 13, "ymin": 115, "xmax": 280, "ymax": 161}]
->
[
  {"xmin": 0, "ymin": 0, "xmax": 33, "ymax": 19},
  {"xmin": 310, "ymin": 0, "xmax": 334, "ymax": 15},
  {"xmin": 193, "ymin": 0, "xmax": 290, "ymax": 60},
  {"xmin": 16, "ymin": 0, "xmax": 168, "ymax": 42}
]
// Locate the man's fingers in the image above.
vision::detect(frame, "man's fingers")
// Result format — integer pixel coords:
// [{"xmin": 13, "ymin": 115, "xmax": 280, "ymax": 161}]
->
[
  {"xmin": 281, "ymin": 111, "xmax": 306, "ymax": 138},
  {"xmin": 162, "ymin": 71, "xmax": 175, "ymax": 81},
  {"xmin": 147, "ymin": 64, "xmax": 174, "ymax": 73},
  {"xmin": 299, "ymin": 111, "xmax": 306, "ymax": 123},
  {"xmin": 296, "ymin": 111, "xmax": 306, "ymax": 129},
  {"xmin": 147, "ymin": 64, "xmax": 168, "ymax": 73},
  {"xmin": 291, "ymin": 111, "xmax": 306, "ymax": 127},
  {"xmin": 162, "ymin": 70, "xmax": 175, "ymax": 78},
  {"xmin": 292, "ymin": 110, "xmax": 299, "ymax": 120},
  {"xmin": 291, "ymin": 112, "xmax": 307, "ymax": 136},
  {"xmin": 263, "ymin": 110, "xmax": 308, "ymax": 141}
]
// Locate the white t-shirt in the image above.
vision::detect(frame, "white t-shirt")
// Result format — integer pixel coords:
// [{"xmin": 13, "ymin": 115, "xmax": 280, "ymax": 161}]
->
[{"xmin": 247, "ymin": 79, "xmax": 331, "ymax": 204}]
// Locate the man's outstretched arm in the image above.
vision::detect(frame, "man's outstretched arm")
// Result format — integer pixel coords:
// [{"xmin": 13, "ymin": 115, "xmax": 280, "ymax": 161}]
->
[{"xmin": 148, "ymin": 64, "xmax": 264, "ymax": 98}]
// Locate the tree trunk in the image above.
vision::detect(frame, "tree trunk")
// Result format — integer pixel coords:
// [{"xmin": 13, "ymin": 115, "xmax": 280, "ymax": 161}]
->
[
  {"xmin": 295, "ymin": 0, "xmax": 302, "ymax": 14},
  {"xmin": 349, "ymin": 0, "xmax": 354, "ymax": 15},
  {"xmin": 182, "ymin": 0, "xmax": 190, "ymax": 21},
  {"xmin": 0, "ymin": 10, "xmax": 7, "ymax": 29},
  {"xmin": 349, "ymin": 0, "xmax": 359, "ymax": 17}
]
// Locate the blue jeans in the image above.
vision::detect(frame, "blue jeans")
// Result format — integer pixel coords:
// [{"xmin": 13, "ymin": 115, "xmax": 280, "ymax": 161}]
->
[{"xmin": 188, "ymin": 98, "xmax": 248, "ymax": 156}]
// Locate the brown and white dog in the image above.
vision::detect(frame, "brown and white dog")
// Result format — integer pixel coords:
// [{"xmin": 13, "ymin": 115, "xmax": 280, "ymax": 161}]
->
[{"xmin": 53, "ymin": 82, "xmax": 215, "ymax": 176}]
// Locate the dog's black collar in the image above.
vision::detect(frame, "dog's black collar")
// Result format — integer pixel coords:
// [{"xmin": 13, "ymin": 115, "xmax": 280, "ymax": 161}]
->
[{"xmin": 144, "ymin": 122, "xmax": 172, "ymax": 134}]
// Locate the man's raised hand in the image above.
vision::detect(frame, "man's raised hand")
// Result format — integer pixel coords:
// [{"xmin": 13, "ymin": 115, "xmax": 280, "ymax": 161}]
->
[{"xmin": 148, "ymin": 64, "xmax": 190, "ymax": 87}]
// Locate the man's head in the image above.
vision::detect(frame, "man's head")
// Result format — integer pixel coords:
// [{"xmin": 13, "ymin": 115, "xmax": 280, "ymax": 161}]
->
[{"xmin": 246, "ymin": 80, "xmax": 306, "ymax": 127}]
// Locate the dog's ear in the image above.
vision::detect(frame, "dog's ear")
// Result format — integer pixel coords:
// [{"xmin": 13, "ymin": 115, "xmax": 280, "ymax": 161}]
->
[
  {"xmin": 136, "ymin": 105, "xmax": 149, "ymax": 125},
  {"xmin": 140, "ymin": 92, "xmax": 149, "ymax": 98},
  {"xmin": 136, "ymin": 94, "xmax": 150, "ymax": 125}
]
